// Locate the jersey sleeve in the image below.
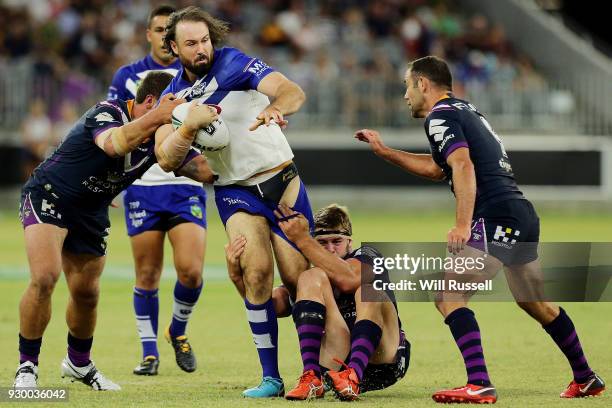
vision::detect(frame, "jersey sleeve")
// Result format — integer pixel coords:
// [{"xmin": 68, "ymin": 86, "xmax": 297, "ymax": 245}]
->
[
  {"xmin": 84, "ymin": 102, "xmax": 124, "ymax": 141},
  {"xmin": 107, "ymin": 67, "xmax": 129, "ymax": 100},
  {"xmin": 224, "ymin": 50, "xmax": 275, "ymax": 90},
  {"xmin": 427, "ymin": 110, "xmax": 469, "ymax": 160},
  {"xmin": 174, "ymin": 147, "xmax": 200, "ymax": 172}
]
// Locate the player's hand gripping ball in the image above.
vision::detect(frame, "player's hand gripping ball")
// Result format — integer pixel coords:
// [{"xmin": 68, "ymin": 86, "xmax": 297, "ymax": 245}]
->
[{"xmin": 172, "ymin": 101, "xmax": 229, "ymax": 152}]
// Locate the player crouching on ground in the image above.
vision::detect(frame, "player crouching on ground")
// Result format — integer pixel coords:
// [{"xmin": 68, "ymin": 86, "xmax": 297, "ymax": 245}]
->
[{"xmin": 226, "ymin": 204, "xmax": 410, "ymax": 401}]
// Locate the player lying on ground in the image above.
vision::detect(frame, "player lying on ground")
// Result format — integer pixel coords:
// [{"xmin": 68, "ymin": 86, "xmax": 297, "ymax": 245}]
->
[
  {"xmin": 226, "ymin": 204, "xmax": 410, "ymax": 401},
  {"xmin": 159, "ymin": 6, "xmax": 312, "ymax": 397},
  {"xmin": 14, "ymin": 71, "xmax": 218, "ymax": 390},
  {"xmin": 357, "ymin": 55, "xmax": 605, "ymax": 403},
  {"xmin": 108, "ymin": 4, "xmax": 207, "ymax": 377}
]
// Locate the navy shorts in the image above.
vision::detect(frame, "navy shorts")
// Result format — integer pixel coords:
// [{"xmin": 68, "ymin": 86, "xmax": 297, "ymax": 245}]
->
[
  {"xmin": 123, "ymin": 184, "xmax": 207, "ymax": 237},
  {"xmin": 468, "ymin": 199, "xmax": 540, "ymax": 265},
  {"xmin": 20, "ymin": 185, "xmax": 110, "ymax": 256},
  {"xmin": 214, "ymin": 172, "xmax": 313, "ymax": 249}
]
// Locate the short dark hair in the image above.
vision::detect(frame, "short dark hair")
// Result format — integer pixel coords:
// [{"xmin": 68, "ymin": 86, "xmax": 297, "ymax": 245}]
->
[
  {"xmin": 164, "ymin": 6, "xmax": 230, "ymax": 57},
  {"xmin": 408, "ymin": 56, "xmax": 453, "ymax": 90},
  {"xmin": 314, "ymin": 204, "xmax": 352, "ymax": 237},
  {"xmin": 135, "ymin": 71, "xmax": 174, "ymax": 103},
  {"xmin": 147, "ymin": 5, "xmax": 176, "ymax": 28}
]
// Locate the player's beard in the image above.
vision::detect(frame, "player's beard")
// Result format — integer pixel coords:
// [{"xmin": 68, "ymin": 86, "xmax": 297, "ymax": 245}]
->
[{"xmin": 181, "ymin": 53, "xmax": 213, "ymax": 78}]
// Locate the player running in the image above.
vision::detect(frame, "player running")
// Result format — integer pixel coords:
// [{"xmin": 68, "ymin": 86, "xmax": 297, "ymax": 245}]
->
[
  {"xmin": 13, "ymin": 71, "xmax": 218, "ymax": 390},
  {"xmin": 356, "ymin": 55, "xmax": 605, "ymax": 403},
  {"xmin": 157, "ymin": 6, "xmax": 311, "ymax": 397},
  {"xmin": 226, "ymin": 204, "xmax": 411, "ymax": 401},
  {"xmin": 108, "ymin": 5, "xmax": 208, "ymax": 377}
]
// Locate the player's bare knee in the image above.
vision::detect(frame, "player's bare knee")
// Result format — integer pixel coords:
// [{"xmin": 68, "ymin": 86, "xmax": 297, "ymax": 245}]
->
[
  {"xmin": 135, "ymin": 265, "xmax": 162, "ymax": 288},
  {"xmin": 29, "ymin": 271, "xmax": 60, "ymax": 299},
  {"xmin": 70, "ymin": 285, "xmax": 100, "ymax": 309},
  {"xmin": 177, "ymin": 267, "xmax": 203, "ymax": 288}
]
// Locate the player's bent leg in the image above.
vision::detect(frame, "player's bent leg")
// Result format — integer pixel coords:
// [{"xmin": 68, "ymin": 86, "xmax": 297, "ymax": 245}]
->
[
  {"xmin": 165, "ymin": 222, "xmax": 206, "ymax": 373},
  {"xmin": 131, "ymin": 230, "xmax": 164, "ymax": 375},
  {"xmin": 286, "ymin": 268, "xmax": 348, "ymax": 400},
  {"xmin": 15, "ymin": 224, "xmax": 67, "ymax": 388},
  {"xmin": 226, "ymin": 212, "xmax": 283, "ymax": 397},
  {"xmin": 60, "ymin": 251, "xmax": 119, "ymax": 391}
]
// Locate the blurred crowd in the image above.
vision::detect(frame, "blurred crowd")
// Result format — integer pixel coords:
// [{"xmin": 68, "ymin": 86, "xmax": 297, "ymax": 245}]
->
[{"xmin": 0, "ymin": 0, "xmax": 567, "ymax": 178}]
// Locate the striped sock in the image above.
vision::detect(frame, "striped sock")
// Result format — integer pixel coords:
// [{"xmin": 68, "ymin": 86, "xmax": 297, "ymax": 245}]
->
[
  {"xmin": 169, "ymin": 281, "xmax": 202, "ymax": 337},
  {"xmin": 445, "ymin": 308, "xmax": 491, "ymax": 386},
  {"xmin": 292, "ymin": 300, "xmax": 326, "ymax": 376},
  {"xmin": 544, "ymin": 307, "xmax": 594, "ymax": 383},
  {"xmin": 245, "ymin": 298, "xmax": 280, "ymax": 379},
  {"xmin": 133, "ymin": 287, "xmax": 159, "ymax": 359},
  {"xmin": 348, "ymin": 320, "xmax": 382, "ymax": 381}
]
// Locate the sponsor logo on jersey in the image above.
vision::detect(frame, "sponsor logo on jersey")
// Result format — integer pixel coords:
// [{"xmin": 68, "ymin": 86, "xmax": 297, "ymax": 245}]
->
[
  {"xmin": 244, "ymin": 58, "xmax": 270, "ymax": 77},
  {"xmin": 94, "ymin": 112, "xmax": 115, "ymax": 123},
  {"xmin": 429, "ymin": 119, "xmax": 449, "ymax": 142},
  {"xmin": 438, "ymin": 133, "xmax": 455, "ymax": 152}
]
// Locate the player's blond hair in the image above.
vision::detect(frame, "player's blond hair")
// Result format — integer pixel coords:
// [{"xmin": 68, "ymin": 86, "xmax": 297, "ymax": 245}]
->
[{"xmin": 314, "ymin": 204, "xmax": 352, "ymax": 236}]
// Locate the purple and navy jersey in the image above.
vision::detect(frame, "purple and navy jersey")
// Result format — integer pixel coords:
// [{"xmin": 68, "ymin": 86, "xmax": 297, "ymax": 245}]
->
[
  {"xmin": 161, "ymin": 46, "xmax": 274, "ymax": 102},
  {"xmin": 28, "ymin": 100, "xmax": 158, "ymax": 208},
  {"xmin": 425, "ymin": 95, "xmax": 524, "ymax": 211},
  {"xmin": 336, "ymin": 246, "xmax": 399, "ymax": 330},
  {"xmin": 108, "ymin": 54, "xmax": 181, "ymax": 100}
]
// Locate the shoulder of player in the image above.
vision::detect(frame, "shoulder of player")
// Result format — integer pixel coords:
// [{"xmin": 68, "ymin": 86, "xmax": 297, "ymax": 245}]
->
[
  {"xmin": 347, "ymin": 245, "xmax": 382, "ymax": 263},
  {"xmin": 88, "ymin": 100, "xmax": 127, "ymax": 122}
]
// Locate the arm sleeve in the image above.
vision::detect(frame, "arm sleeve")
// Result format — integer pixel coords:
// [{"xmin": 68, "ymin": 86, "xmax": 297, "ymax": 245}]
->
[
  {"xmin": 84, "ymin": 102, "xmax": 124, "ymax": 141},
  {"xmin": 427, "ymin": 110, "xmax": 469, "ymax": 160},
  {"xmin": 225, "ymin": 50, "xmax": 276, "ymax": 90}
]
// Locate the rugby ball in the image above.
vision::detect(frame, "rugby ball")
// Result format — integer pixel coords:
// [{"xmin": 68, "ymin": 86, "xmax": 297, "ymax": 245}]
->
[{"xmin": 171, "ymin": 101, "xmax": 229, "ymax": 152}]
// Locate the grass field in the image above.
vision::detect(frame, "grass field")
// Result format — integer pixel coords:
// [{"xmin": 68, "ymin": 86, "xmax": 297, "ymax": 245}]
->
[{"xmin": 0, "ymin": 208, "xmax": 611, "ymax": 407}]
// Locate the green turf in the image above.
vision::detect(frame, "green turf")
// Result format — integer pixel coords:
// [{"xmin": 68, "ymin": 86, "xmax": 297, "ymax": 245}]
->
[{"xmin": 0, "ymin": 209, "xmax": 611, "ymax": 407}]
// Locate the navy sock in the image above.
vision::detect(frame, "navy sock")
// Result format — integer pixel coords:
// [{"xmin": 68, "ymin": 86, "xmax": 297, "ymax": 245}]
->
[
  {"xmin": 19, "ymin": 334, "xmax": 42, "ymax": 365},
  {"xmin": 245, "ymin": 298, "xmax": 280, "ymax": 379},
  {"xmin": 67, "ymin": 333, "xmax": 93, "ymax": 367},
  {"xmin": 133, "ymin": 287, "xmax": 159, "ymax": 359},
  {"xmin": 544, "ymin": 307, "xmax": 594, "ymax": 383},
  {"xmin": 445, "ymin": 308, "xmax": 491, "ymax": 386}
]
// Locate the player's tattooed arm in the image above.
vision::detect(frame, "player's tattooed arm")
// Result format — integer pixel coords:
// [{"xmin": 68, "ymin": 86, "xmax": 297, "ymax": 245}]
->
[
  {"xmin": 355, "ymin": 129, "xmax": 446, "ymax": 181},
  {"xmin": 250, "ymin": 72, "xmax": 305, "ymax": 130},
  {"xmin": 174, "ymin": 154, "xmax": 216, "ymax": 184},
  {"xmin": 446, "ymin": 147, "xmax": 476, "ymax": 254},
  {"xmin": 95, "ymin": 94, "xmax": 183, "ymax": 157}
]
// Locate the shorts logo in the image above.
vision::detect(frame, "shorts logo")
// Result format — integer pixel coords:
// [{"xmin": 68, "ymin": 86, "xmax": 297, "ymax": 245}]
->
[
  {"xmin": 129, "ymin": 209, "xmax": 146, "ymax": 228},
  {"xmin": 223, "ymin": 197, "xmax": 250, "ymax": 206},
  {"xmin": 41, "ymin": 199, "xmax": 62, "ymax": 220},
  {"xmin": 190, "ymin": 204, "xmax": 203, "ymax": 219},
  {"xmin": 493, "ymin": 225, "xmax": 520, "ymax": 244}
]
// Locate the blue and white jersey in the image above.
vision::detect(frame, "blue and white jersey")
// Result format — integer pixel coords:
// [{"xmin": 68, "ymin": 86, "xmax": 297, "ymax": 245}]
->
[
  {"xmin": 163, "ymin": 47, "xmax": 294, "ymax": 186},
  {"xmin": 108, "ymin": 54, "xmax": 200, "ymax": 186}
]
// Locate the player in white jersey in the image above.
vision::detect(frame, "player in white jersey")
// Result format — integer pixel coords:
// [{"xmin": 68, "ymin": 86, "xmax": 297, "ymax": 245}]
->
[
  {"xmin": 107, "ymin": 5, "xmax": 207, "ymax": 376},
  {"xmin": 157, "ymin": 6, "xmax": 313, "ymax": 397}
]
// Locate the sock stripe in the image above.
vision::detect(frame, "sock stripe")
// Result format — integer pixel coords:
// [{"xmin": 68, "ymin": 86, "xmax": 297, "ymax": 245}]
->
[
  {"xmin": 456, "ymin": 331, "xmax": 481, "ymax": 347},
  {"xmin": 351, "ymin": 337, "xmax": 375, "ymax": 354},
  {"xmin": 461, "ymin": 345, "xmax": 483, "ymax": 358},
  {"xmin": 465, "ymin": 358, "xmax": 487, "ymax": 368},
  {"xmin": 296, "ymin": 324, "xmax": 325, "ymax": 334}
]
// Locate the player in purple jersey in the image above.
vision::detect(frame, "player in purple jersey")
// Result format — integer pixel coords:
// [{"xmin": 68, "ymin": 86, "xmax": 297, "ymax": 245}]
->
[
  {"xmin": 158, "ymin": 7, "xmax": 311, "ymax": 397},
  {"xmin": 13, "ymin": 71, "xmax": 218, "ymax": 390},
  {"xmin": 357, "ymin": 56, "xmax": 604, "ymax": 402},
  {"xmin": 108, "ymin": 5, "xmax": 209, "ymax": 377},
  {"xmin": 225, "ymin": 204, "xmax": 410, "ymax": 401}
]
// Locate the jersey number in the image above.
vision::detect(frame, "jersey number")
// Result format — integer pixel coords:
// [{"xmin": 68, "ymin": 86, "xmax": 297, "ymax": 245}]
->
[{"xmin": 480, "ymin": 117, "xmax": 508, "ymax": 157}]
